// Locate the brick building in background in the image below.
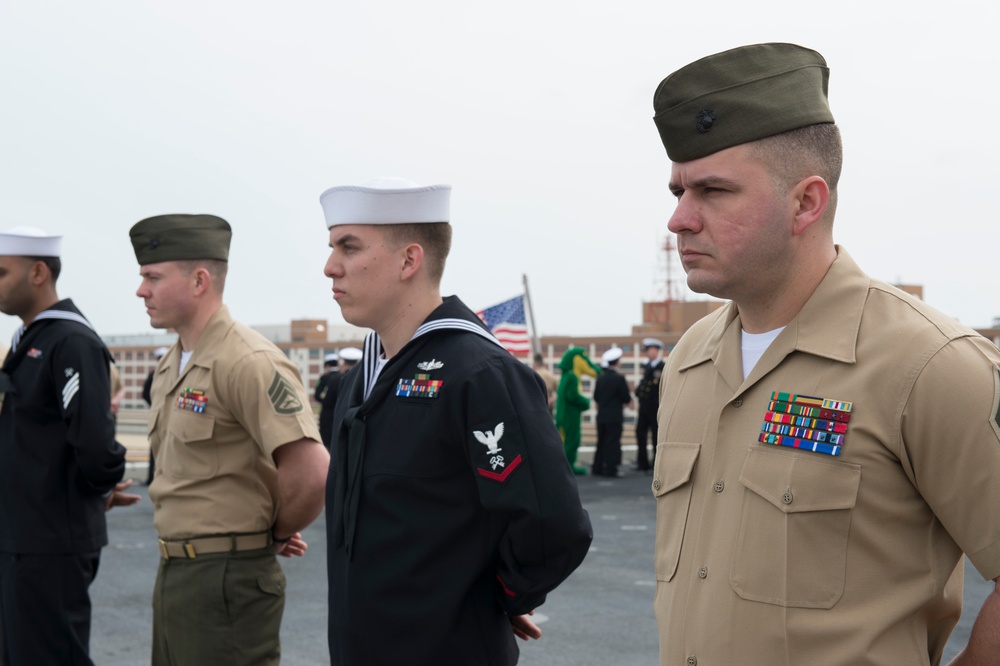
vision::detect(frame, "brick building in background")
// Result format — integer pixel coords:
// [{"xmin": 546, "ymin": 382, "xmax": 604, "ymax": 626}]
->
[{"xmin": 106, "ymin": 288, "xmax": 1000, "ymax": 432}]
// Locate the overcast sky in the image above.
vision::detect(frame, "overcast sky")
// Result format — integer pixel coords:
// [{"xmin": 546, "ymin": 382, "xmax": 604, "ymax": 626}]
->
[{"xmin": 1, "ymin": 1, "xmax": 997, "ymax": 345}]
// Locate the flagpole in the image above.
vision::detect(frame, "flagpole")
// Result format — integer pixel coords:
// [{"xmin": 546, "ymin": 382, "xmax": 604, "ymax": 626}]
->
[{"xmin": 522, "ymin": 273, "xmax": 540, "ymax": 357}]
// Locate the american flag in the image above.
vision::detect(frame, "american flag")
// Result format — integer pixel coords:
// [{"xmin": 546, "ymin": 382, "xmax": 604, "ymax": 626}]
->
[{"xmin": 476, "ymin": 295, "xmax": 531, "ymax": 356}]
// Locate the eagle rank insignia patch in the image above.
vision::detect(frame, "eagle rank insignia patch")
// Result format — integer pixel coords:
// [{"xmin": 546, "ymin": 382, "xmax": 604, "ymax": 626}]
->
[{"xmin": 473, "ymin": 421, "xmax": 523, "ymax": 483}]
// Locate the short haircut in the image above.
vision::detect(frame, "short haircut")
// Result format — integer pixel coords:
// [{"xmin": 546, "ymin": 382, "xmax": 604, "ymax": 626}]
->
[
  {"xmin": 380, "ymin": 222, "xmax": 452, "ymax": 283},
  {"xmin": 176, "ymin": 259, "xmax": 229, "ymax": 293},
  {"xmin": 27, "ymin": 256, "xmax": 61, "ymax": 282},
  {"xmin": 749, "ymin": 123, "xmax": 843, "ymax": 216}
]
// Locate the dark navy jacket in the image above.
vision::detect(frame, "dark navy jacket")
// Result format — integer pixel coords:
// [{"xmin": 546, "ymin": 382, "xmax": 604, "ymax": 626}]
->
[
  {"xmin": 327, "ymin": 296, "xmax": 592, "ymax": 665},
  {"xmin": 0, "ymin": 299, "xmax": 126, "ymax": 554}
]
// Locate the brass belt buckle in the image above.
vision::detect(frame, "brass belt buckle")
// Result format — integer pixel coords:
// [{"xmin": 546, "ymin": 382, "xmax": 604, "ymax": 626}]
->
[
  {"xmin": 158, "ymin": 539, "xmax": 169, "ymax": 560},
  {"xmin": 184, "ymin": 543, "xmax": 197, "ymax": 558}
]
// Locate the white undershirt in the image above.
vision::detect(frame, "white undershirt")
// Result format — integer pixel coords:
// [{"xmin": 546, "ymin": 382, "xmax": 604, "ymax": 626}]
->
[
  {"xmin": 741, "ymin": 327, "xmax": 784, "ymax": 381},
  {"xmin": 179, "ymin": 349, "xmax": 194, "ymax": 375}
]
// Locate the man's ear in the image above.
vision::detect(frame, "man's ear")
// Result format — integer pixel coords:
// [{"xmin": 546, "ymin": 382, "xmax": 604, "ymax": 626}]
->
[
  {"xmin": 28, "ymin": 260, "xmax": 50, "ymax": 286},
  {"xmin": 191, "ymin": 266, "xmax": 212, "ymax": 296},
  {"xmin": 790, "ymin": 175, "xmax": 830, "ymax": 236},
  {"xmin": 399, "ymin": 243, "xmax": 424, "ymax": 282}
]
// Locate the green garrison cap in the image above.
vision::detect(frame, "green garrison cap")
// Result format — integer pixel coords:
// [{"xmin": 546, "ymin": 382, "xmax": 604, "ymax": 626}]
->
[
  {"xmin": 653, "ymin": 43, "xmax": 835, "ymax": 162},
  {"xmin": 129, "ymin": 214, "xmax": 232, "ymax": 265}
]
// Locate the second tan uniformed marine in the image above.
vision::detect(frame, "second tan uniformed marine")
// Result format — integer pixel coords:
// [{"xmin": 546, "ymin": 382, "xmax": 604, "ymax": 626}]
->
[
  {"xmin": 148, "ymin": 306, "xmax": 320, "ymax": 541},
  {"xmin": 653, "ymin": 249, "xmax": 1000, "ymax": 664},
  {"xmin": 132, "ymin": 213, "xmax": 327, "ymax": 666}
]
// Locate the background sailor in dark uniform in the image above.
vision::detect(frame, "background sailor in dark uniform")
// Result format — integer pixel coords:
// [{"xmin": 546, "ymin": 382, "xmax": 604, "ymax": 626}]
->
[
  {"xmin": 317, "ymin": 348, "xmax": 362, "ymax": 448},
  {"xmin": 0, "ymin": 226, "xmax": 138, "ymax": 666},
  {"xmin": 592, "ymin": 347, "xmax": 632, "ymax": 477},
  {"xmin": 633, "ymin": 337, "xmax": 664, "ymax": 471},
  {"xmin": 314, "ymin": 352, "xmax": 339, "ymax": 448},
  {"xmin": 320, "ymin": 177, "xmax": 593, "ymax": 665}
]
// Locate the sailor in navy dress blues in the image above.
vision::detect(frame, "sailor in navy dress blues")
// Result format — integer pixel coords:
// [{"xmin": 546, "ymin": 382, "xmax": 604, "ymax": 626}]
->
[
  {"xmin": 327, "ymin": 296, "xmax": 593, "ymax": 665},
  {"xmin": 321, "ymin": 178, "xmax": 592, "ymax": 666},
  {"xmin": 0, "ymin": 227, "xmax": 132, "ymax": 666},
  {"xmin": 633, "ymin": 337, "xmax": 664, "ymax": 471}
]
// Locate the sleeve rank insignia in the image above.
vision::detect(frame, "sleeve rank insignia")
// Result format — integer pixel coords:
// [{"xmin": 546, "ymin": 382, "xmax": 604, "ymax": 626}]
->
[
  {"xmin": 758, "ymin": 391, "xmax": 853, "ymax": 456},
  {"xmin": 473, "ymin": 421, "xmax": 523, "ymax": 482}
]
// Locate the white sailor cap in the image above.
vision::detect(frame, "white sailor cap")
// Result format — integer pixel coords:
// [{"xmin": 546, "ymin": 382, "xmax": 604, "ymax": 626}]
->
[
  {"xmin": 642, "ymin": 337, "xmax": 664, "ymax": 349},
  {"xmin": 152, "ymin": 346, "xmax": 169, "ymax": 359},
  {"xmin": 319, "ymin": 177, "xmax": 451, "ymax": 229},
  {"xmin": 339, "ymin": 347, "xmax": 363, "ymax": 362},
  {"xmin": 324, "ymin": 352, "xmax": 339, "ymax": 364},
  {"xmin": 602, "ymin": 347, "xmax": 623, "ymax": 366},
  {"xmin": 0, "ymin": 226, "xmax": 62, "ymax": 257}
]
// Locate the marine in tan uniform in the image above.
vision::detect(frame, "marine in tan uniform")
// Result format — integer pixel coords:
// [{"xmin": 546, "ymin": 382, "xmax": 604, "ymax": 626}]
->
[
  {"xmin": 130, "ymin": 214, "xmax": 329, "ymax": 666},
  {"xmin": 650, "ymin": 43, "xmax": 1000, "ymax": 665}
]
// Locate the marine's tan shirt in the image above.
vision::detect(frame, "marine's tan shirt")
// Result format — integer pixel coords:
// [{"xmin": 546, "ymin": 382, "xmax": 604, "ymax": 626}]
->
[
  {"xmin": 147, "ymin": 306, "xmax": 321, "ymax": 539},
  {"xmin": 654, "ymin": 248, "xmax": 1000, "ymax": 665}
]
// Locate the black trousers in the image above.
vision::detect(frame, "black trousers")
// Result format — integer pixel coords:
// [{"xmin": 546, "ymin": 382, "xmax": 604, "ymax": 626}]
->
[
  {"xmin": 0, "ymin": 550, "xmax": 100, "ymax": 666},
  {"xmin": 635, "ymin": 408, "xmax": 658, "ymax": 470},
  {"xmin": 593, "ymin": 423, "xmax": 623, "ymax": 475}
]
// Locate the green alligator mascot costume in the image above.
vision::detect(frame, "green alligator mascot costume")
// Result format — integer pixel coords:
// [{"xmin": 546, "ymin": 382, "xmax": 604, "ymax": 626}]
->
[{"xmin": 555, "ymin": 347, "xmax": 601, "ymax": 475}]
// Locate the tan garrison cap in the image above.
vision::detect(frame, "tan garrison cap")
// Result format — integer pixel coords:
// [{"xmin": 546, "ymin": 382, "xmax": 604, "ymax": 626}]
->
[
  {"xmin": 130, "ymin": 214, "xmax": 232, "ymax": 265},
  {"xmin": 653, "ymin": 43, "xmax": 835, "ymax": 162}
]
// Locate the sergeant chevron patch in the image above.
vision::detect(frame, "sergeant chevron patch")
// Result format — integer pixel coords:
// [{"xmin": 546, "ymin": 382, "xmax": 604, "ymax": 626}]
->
[{"xmin": 268, "ymin": 372, "xmax": 303, "ymax": 414}]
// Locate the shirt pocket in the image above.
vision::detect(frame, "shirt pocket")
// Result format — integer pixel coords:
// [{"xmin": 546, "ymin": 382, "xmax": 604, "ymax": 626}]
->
[
  {"xmin": 730, "ymin": 447, "xmax": 861, "ymax": 609},
  {"xmin": 652, "ymin": 442, "xmax": 701, "ymax": 582},
  {"xmin": 165, "ymin": 408, "xmax": 218, "ymax": 480}
]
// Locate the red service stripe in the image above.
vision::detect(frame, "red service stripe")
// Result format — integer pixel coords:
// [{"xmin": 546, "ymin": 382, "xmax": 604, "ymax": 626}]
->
[{"xmin": 477, "ymin": 454, "xmax": 523, "ymax": 483}]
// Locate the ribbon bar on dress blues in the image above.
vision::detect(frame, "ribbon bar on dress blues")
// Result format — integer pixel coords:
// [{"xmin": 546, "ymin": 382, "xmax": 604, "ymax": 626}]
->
[
  {"xmin": 396, "ymin": 376, "xmax": 444, "ymax": 398},
  {"xmin": 176, "ymin": 388, "xmax": 208, "ymax": 413},
  {"xmin": 759, "ymin": 432, "xmax": 841, "ymax": 456}
]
